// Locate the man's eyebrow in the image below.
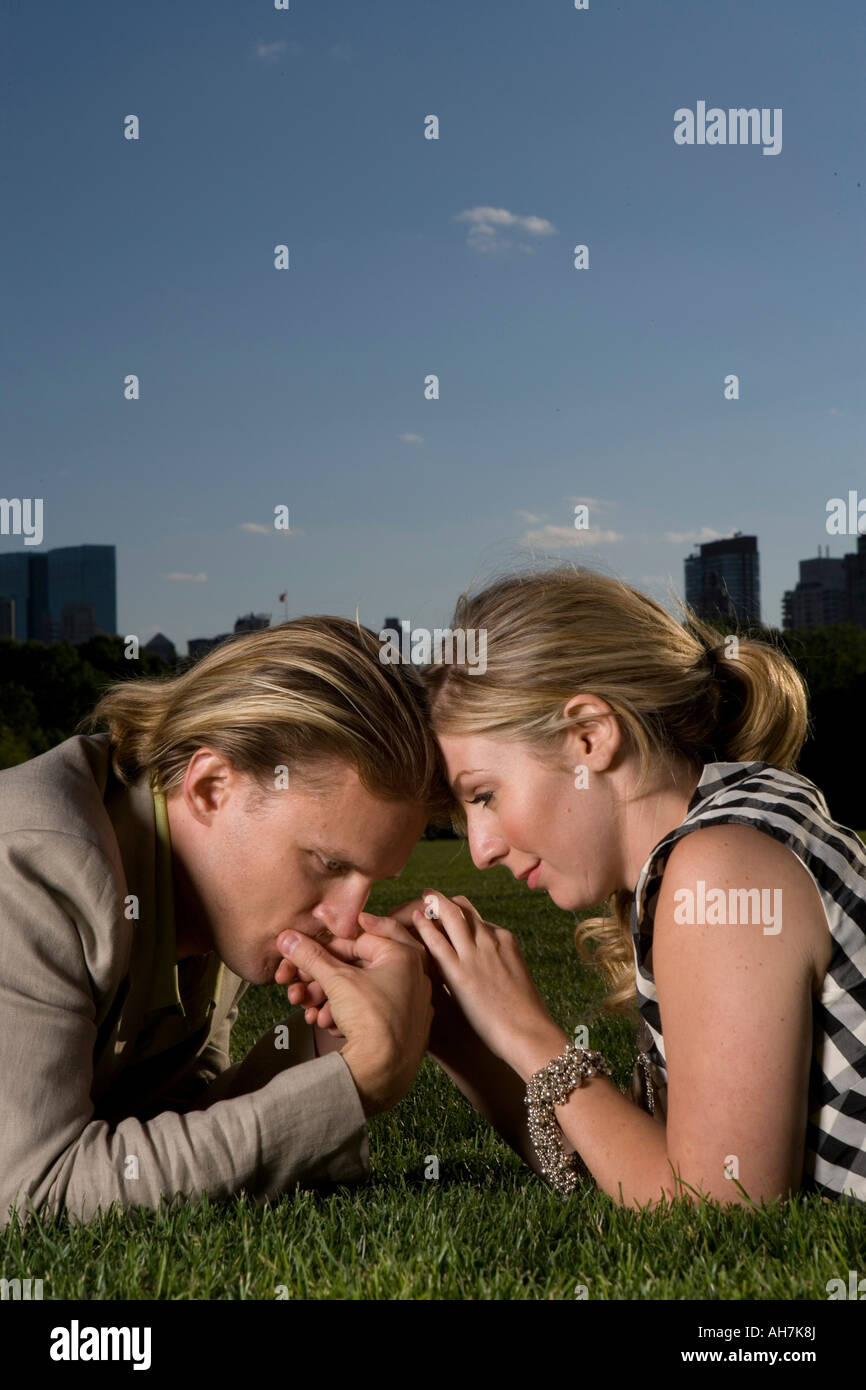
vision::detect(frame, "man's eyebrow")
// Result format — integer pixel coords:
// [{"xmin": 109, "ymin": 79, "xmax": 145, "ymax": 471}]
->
[{"xmin": 313, "ymin": 846, "xmax": 400, "ymax": 880}]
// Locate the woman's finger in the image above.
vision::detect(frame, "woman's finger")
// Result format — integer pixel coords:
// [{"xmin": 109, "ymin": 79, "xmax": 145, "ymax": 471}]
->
[
  {"xmin": 412, "ymin": 909, "xmax": 461, "ymax": 969},
  {"xmin": 358, "ymin": 911, "xmax": 428, "ymax": 955},
  {"xmin": 386, "ymin": 898, "xmax": 429, "ymax": 929},
  {"xmin": 419, "ymin": 888, "xmax": 477, "ymax": 951}
]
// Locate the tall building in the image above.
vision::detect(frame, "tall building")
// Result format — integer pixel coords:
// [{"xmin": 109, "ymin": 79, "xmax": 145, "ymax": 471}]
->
[
  {"xmin": 843, "ymin": 535, "xmax": 866, "ymax": 629},
  {"xmin": 684, "ymin": 533, "xmax": 760, "ymax": 625},
  {"xmin": 0, "ymin": 545, "xmax": 116, "ymax": 643},
  {"xmin": 0, "ymin": 596, "xmax": 16, "ymax": 639},
  {"xmin": 783, "ymin": 537, "xmax": 866, "ymax": 631},
  {"xmin": 782, "ymin": 547, "xmax": 847, "ymax": 629}
]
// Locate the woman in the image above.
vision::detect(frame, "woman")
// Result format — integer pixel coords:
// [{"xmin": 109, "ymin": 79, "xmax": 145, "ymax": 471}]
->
[{"xmin": 299, "ymin": 566, "xmax": 866, "ymax": 1209}]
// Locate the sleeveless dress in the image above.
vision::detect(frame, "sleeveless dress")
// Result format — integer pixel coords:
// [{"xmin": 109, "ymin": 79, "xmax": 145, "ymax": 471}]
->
[{"xmin": 627, "ymin": 760, "xmax": 866, "ymax": 1201}]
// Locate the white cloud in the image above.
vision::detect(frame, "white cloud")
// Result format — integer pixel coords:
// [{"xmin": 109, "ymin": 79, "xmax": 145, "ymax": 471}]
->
[
  {"xmin": 164, "ymin": 572, "xmax": 207, "ymax": 583},
  {"xmin": 521, "ymin": 525, "xmax": 622, "ymax": 548},
  {"xmin": 664, "ymin": 526, "xmax": 729, "ymax": 545},
  {"xmin": 399, "ymin": 433, "xmax": 423, "ymax": 444},
  {"xmin": 254, "ymin": 40, "xmax": 287, "ymax": 61},
  {"xmin": 515, "ymin": 509, "xmax": 546, "ymax": 524},
  {"xmin": 453, "ymin": 206, "xmax": 557, "ymax": 255}
]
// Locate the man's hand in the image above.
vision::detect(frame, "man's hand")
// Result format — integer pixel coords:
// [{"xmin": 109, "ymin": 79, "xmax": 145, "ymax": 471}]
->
[
  {"xmin": 275, "ymin": 908, "xmax": 432, "ymax": 1032},
  {"xmin": 278, "ymin": 928, "xmax": 433, "ymax": 1117}
]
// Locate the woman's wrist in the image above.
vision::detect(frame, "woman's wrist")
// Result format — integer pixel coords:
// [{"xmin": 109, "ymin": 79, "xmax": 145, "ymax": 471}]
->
[{"xmin": 507, "ymin": 1022, "xmax": 572, "ymax": 1084}]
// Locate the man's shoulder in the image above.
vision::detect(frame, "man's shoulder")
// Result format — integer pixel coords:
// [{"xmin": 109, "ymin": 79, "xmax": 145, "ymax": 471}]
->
[{"xmin": 0, "ymin": 733, "xmax": 116, "ymax": 847}]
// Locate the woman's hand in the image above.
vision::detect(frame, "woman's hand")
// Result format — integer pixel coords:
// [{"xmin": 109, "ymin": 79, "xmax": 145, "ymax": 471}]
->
[{"xmin": 411, "ymin": 889, "xmax": 567, "ymax": 1076}]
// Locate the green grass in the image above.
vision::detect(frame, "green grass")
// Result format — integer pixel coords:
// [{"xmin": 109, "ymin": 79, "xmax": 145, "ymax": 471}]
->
[{"xmin": 2, "ymin": 840, "xmax": 864, "ymax": 1300}]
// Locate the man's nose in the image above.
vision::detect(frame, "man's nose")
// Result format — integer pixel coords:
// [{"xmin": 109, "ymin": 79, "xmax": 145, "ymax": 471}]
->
[{"xmin": 310, "ymin": 891, "xmax": 367, "ymax": 939}]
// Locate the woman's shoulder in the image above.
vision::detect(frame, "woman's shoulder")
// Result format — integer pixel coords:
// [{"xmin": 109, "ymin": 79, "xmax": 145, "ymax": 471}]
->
[
  {"xmin": 640, "ymin": 758, "xmax": 861, "ymax": 895},
  {"xmin": 632, "ymin": 759, "xmax": 864, "ymax": 984},
  {"xmin": 658, "ymin": 821, "xmax": 832, "ymax": 979}
]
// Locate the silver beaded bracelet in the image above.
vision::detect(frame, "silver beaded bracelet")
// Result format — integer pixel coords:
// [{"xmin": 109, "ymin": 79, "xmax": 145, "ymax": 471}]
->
[{"xmin": 525, "ymin": 1042, "xmax": 612, "ymax": 1197}]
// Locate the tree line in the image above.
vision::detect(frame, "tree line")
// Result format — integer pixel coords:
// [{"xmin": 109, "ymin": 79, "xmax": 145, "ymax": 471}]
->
[{"xmin": 2, "ymin": 624, "xmax": 866, "ymax": 828}]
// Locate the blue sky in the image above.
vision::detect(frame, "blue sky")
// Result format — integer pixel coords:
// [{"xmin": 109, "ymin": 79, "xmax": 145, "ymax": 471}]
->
[{"xmin": 2, "ymin": 0, "xmax": 863, "ymax": 647}]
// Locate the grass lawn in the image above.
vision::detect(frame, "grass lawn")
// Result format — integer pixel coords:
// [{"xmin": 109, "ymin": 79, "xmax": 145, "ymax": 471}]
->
[{"xmin": 2, "ymin": 839, "xmax": 864, "ymax": 1300}]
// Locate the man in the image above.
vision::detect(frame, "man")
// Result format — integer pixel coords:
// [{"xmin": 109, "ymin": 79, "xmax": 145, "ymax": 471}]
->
[{"xmin": 0, "ymin": 616, "xmax": 451, "ymax": 1228}]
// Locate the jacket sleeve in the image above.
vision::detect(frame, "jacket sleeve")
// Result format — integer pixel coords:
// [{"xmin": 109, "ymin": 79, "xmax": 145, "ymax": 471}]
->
[
  {"xmin": 149, "ymin": 990, "xmax": 246, "ymax": 1112},
  {"xmin": 0, "ymin": 832, "xmax": 370, "ymax": 1228}
]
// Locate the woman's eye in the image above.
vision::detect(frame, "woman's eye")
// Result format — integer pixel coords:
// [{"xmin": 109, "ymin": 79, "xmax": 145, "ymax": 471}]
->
[{"xmin": 470, "ymin": 792, "xmax": 493, "ymax": 807}]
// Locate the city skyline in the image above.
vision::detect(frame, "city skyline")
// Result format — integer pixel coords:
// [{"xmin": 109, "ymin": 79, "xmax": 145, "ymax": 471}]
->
[{"xmin": 5, "ymin": 529, "xmax": 866, "ymax": 655}]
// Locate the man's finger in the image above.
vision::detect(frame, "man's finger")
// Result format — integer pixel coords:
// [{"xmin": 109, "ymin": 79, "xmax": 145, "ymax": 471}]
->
[
  {"xmin": 280, "ymin": 933, "xmax": 348, "ymax": 989},
  {"xmin": 278, "ymin": 932, "xmax": 366, "ymax": 968}
]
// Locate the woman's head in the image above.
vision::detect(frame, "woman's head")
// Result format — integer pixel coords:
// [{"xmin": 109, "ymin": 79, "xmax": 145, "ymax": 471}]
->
[{"xmin": 422, "ymin": 566, "xmax": 810, "ymax": 1004}]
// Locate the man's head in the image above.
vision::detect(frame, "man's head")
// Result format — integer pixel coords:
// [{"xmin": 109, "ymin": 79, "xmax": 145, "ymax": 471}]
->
[
  {"xmin": 87, "ymin": 616, "xmax": 450, "ymax": 982},
  {"xmin": 164, "ymin": 749, "xmax": 428, "ymax": 983}
]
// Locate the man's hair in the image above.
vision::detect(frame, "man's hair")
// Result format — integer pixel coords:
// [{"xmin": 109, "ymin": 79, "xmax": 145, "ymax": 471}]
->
[{"xmin": 82, "ymin": 616, "xmax": 452, "ymax": 819}]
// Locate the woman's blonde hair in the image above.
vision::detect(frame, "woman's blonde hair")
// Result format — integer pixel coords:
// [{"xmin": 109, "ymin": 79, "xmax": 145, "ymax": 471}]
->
[
  {"xmin": 422, "ymin": 565, "xmax": 809, "ymax": 1012},
  {"xmin": 82, "ymin": 615, "xmax": 451, "ymax": 817}
]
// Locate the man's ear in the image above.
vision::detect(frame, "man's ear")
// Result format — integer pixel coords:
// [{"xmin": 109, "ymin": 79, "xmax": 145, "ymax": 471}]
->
[{"xmin": 181, "ymin": 747, "xmax": 236, "ymax": 824}]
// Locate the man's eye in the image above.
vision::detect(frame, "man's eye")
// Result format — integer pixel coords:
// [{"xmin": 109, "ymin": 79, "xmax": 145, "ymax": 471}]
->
[
  {"xmin": 317, "ymin": 855, "xmax": 344, "ymax": 873},
  {"xmin": 469, "ymin": 792, "xmax": 493, "ymax": 807}
]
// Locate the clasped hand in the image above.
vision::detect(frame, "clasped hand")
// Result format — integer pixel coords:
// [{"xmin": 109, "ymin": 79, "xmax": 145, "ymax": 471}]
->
[{"xmin": 275, "ymin": 890, "xmax": 559, "ymax": 1072}]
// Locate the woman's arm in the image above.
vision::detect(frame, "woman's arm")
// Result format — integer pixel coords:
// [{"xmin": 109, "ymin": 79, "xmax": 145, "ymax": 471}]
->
[
  {"xmin": 415, "ymin": 824, "xmax": 825, "ymax": 1209},
  {"xmin": 426, "ymin": 986, "xmax": 553, "ymax": 1174}
]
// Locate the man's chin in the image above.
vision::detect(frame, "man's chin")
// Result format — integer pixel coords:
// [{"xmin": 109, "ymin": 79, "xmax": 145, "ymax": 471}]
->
[{"xmin": 226, "ymin": 955, "xmax": 283, "ymax": 986}]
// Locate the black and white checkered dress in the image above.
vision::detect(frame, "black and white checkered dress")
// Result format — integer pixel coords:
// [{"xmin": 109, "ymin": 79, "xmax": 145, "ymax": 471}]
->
[{"xmin": 629, "ymin": 760, "xmax": 866, "ymax": 1201}]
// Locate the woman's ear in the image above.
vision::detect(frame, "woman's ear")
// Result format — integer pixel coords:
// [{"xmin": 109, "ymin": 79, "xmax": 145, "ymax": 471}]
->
[{"xmin": 560, "ymin": 694, "xmax": 620, "ymax": 771}]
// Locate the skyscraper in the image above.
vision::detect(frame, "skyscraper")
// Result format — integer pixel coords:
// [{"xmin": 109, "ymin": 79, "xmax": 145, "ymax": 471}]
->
[
  {"xmin": 0, "ymin": 545, "xmax": 116, "ymax": 643},
  {"xmin": 684, "ymin": 534, "xmax": 760, "ymax": 625}
]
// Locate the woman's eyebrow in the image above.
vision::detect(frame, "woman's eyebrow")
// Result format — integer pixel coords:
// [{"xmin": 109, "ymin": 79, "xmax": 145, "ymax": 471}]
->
[{"xmin": 453, "ymin": 769, "xmax": 485, "ymax": 789}]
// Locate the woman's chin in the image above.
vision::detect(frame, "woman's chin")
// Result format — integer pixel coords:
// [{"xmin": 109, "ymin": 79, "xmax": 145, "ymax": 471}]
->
[{"xmin": 547, "ymin": 884, "xmax": 587, "ymax": 912}]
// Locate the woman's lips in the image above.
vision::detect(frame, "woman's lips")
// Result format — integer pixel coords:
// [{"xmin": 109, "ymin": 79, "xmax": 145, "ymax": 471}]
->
[{"xmin": 527, "ymin": 862, "xmax": 543, "ymax": 889}]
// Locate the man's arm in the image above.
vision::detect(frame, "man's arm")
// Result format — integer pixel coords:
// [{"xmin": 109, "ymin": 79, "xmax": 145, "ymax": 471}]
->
[{"xmin": 0, "ymin": 835, "xmax": 369, "ymax": 1229}]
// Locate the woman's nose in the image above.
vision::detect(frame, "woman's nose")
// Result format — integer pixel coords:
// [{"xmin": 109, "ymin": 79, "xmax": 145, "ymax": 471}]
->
[{"xmin": 467, "ymin": 824, "xmax": 509, "ymax": 871}]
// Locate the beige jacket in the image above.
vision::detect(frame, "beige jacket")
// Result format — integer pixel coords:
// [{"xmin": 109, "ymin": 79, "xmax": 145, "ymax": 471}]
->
[{"xmin": 0, "ymin": 733, "xmax": 370, "ymax": 1227}]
